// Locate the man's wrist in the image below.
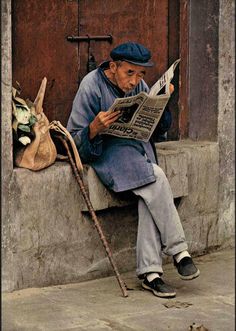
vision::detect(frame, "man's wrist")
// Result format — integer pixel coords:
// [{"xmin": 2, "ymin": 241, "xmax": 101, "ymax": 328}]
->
[{"xmin": 89, "ymin": 123, "xmax": 97, "ymax": 140}]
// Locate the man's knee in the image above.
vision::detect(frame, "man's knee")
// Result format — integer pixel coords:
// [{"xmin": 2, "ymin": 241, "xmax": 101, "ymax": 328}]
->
[{"xmin": 152, "ymin": 164, "xmax": 167, "ymax": 181}]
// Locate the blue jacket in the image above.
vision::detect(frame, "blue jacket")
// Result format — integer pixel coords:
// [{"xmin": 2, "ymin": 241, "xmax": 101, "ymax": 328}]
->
[{"xmin": 67, "ymin": 62, "xmax": 172, "ymax": 192}]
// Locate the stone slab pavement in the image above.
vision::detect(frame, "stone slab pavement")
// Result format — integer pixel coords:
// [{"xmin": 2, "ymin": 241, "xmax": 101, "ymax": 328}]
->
[{"xmin": 2, "ymin": 248, "xmax": 235, "ymax": 331}]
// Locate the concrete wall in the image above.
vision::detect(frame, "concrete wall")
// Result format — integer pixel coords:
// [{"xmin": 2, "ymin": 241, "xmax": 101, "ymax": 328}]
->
[
  {"xmin": 1, "ymin": 0, "xmax": 16, "ymax": 292},
  {"xmin": 189, "ymin": 0, "xmax": 219, "ymax": 140},
  {"xmin": 218, "ymin": 0, "xmax": 235, "ymax": 246},
  {"xmin": 3, "ymin": 142, "xmax": 220, "ymax": 291}
]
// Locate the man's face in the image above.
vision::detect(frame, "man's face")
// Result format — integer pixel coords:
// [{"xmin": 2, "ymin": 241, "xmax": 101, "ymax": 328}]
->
[{"xmin": 110, "ymin": 61, "xmax": 146, "ymax": 93}]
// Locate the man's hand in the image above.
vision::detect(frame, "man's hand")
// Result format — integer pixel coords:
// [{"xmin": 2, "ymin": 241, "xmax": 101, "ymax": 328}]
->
[
  {"xmin": 89, "ymin": 109, "xmax": 120, "ymax": 140},
  {"xmin": 169, "ymin": 83, "xmax": 174, "ymax": 94}
]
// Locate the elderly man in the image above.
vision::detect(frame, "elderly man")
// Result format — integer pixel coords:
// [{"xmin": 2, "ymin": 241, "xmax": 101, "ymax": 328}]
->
[{"xmin": 67, "ymin": 41, "xmax": 200, "ymax": 298}]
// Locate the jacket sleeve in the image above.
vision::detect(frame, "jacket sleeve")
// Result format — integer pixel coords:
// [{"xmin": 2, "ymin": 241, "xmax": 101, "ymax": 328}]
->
[{"xmin": 66, "ymin": 81, "xmax": 104, "ymax": 163}]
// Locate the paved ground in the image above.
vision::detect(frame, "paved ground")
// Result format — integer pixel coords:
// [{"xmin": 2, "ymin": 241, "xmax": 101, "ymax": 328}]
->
[{"xmin": 2, "ymin": 248, "xmax": 235, "ymax": 331}]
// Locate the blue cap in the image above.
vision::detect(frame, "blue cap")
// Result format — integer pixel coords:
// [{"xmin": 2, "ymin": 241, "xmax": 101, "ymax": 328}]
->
[{"xmin": 110, "ymin": 42, "xmax": 154, "ymax": 67}]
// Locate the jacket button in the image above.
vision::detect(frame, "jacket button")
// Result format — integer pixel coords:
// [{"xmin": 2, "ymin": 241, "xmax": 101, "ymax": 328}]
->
[{"xmin": 147, "ymin": 159, "xmax": 151, "ymax": 163}]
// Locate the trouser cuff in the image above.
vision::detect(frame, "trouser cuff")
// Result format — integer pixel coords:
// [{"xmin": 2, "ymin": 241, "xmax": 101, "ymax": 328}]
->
[
  {"xmin": 164, "ymin": 242, "xmax": 188, "ymax": 257},
  {"xmin": 137, "ymin": 264, "xmax": 163, "ymax": 279}
]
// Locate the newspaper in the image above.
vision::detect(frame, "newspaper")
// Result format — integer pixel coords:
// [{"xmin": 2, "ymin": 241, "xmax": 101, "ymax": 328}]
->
[{"xmin": 101, "ymin": 59, "xmax": 180, "ymax": 142}]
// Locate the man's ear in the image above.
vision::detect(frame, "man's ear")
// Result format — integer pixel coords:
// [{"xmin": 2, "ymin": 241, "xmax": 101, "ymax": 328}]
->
[{"xmin": 109, "ymin": 61, "xmax": 118, "ymax": 74}]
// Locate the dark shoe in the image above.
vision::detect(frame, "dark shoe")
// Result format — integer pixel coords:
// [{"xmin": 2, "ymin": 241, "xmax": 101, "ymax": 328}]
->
[
  {"xmin": 174, "ymin": 256, "xmax": 200, "ymax": 280},
  {"xmin": 142, "ymin": 277, "xmax": 176, "ymax": 298}
]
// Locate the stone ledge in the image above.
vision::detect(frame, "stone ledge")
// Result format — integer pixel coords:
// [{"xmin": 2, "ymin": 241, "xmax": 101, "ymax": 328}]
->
[
  {"xmin": 12, "ymin": 142, "xmax": 190, "ymax": 212},
  {"xmin": 80, "ymin": 139, "xmax": 218, "ymax": 212},
  {"xmin": 12, "ymin": 140, "xmax": 215, "ymax": 213},
  {"xmin": 82, "ymin": 146, "xmax": 188, "ymax": 211}
]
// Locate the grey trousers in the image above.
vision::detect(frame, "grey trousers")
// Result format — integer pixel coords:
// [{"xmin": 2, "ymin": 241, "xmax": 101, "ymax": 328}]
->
[{"xmin": 132, "ymin": 163, "xmax": 188, "ymax": 277}]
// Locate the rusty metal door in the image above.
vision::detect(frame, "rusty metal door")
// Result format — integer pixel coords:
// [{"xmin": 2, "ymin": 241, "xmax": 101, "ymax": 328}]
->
[{"xmin": 12, "ymin": 0, "xmax": 180, "ymax": 138}]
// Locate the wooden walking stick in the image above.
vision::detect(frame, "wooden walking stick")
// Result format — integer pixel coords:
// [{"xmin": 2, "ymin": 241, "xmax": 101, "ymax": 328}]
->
[{"xmin": 51, "ymin": 126, "xmax": 128, "ymax": 298}]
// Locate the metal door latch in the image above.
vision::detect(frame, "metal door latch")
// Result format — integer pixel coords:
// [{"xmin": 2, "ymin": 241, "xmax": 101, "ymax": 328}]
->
[
  {"xmin": 67, "ymin": 34, "xmax": 113, "ymax": 43},
  {"xmin": 66, "ymin": 34, "xmax": 113, "ymax": 73}
]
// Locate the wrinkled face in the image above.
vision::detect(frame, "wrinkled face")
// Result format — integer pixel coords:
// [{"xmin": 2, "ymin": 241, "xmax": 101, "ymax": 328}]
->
[{"xmin": 109, "ymin": 61, "xmax": 146, "ymax": 93}]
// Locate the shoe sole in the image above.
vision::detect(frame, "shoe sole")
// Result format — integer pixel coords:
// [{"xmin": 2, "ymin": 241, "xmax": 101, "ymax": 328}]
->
[
  {"xmin": 142, "ymin": 282, "xmax": 176, "ymax": 298},
  {"xmin": 178, "ymin": 269, "xmax": 200, "ymax": 280}
]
